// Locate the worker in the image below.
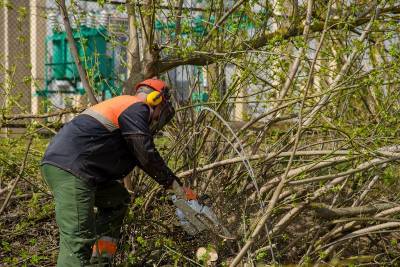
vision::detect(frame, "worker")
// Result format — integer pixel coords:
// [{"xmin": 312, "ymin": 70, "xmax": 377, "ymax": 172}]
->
[{"xmin": 41, "ymin": 78, "xmax": 192, "ymax": 266}]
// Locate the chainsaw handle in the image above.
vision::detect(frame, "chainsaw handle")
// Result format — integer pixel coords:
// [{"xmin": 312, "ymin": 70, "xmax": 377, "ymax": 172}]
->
[{"xmin": 171, "ymin": 180, "xmax": 185, "ymax": 199}]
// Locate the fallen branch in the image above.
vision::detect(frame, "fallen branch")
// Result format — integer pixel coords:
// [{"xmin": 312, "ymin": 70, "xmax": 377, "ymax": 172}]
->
[
  {"xmin": 262, "ymin": 150, "xmax": 395, "ymax": 247},
  {"xmin": 352, "ymin": 175, "xmax": 380, "ymax": 207},
  {"xmin": 311, "ymin": 203, "xmax": 399, "ymax": 219},
  {"xmin": 320, "ymin": 222, "xmax": 400, "ymax": 254},
  {"xmin": 376, "ymin": 206, "xmax": 400, "ymax": 217},
  {"xmin": 331, "ymin": 217, "xmax": 400, "ymax": 224}
]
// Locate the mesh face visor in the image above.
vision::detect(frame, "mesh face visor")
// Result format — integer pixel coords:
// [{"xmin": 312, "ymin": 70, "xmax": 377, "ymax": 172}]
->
[
  {"xmin": 136, "ymin": 85, "xmax": 175, "ymax": 133},
  {"xmin": 150, "ymin": 101, "xmax": 175, "ymax": 134}
]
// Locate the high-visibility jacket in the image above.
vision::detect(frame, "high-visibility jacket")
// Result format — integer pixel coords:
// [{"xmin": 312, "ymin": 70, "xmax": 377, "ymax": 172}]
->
[{"xmin": 42, "ymin": 95, "xmax": 176, "ymax": 186}]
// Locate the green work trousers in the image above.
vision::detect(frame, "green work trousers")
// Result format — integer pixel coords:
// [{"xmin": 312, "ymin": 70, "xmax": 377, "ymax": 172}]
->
[{"xmin": 41, "ymin": 164, "xmax": 130, "ymax": 267}]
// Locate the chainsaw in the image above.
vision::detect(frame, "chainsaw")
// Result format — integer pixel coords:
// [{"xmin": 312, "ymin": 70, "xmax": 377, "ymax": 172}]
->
[{"xmin": 171, "ymin": 193, "xmax": 235, "ymax": 240}]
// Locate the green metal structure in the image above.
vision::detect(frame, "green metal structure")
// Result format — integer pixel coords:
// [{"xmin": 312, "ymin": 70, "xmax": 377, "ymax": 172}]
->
[{"xmin": 38, "ymin": 25, "xmax": 119, "ymax": 99}]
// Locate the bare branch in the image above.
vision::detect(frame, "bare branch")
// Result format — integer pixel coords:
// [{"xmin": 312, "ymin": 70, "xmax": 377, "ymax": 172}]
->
[
  {"xmin": 311, "ymin": 203, "xmax": 399, "ymax": 219},
  {"xmin": 55, "ymin": 0, "xmax": 98, "ymax": 104},
  {"xmin": 124, "ymin": 0, "xmax": 144, "ymax": 94},
  {"xmin": 202, "ymin": 0, "xmax": 248, "ymax": 44},
  {"xmin": 0, "ymin": 137, "xmax": 33, "ymax": 215}
]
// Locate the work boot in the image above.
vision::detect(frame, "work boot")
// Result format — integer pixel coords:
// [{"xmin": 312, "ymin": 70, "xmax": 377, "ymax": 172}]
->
[{"xmin": 90, "ymin": 236, "xmax": 118, "ymax": 266}]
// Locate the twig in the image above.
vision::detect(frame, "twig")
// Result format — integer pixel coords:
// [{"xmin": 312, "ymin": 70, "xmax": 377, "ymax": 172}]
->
[
  {"xmin": 163, "ymin": 245, "xmax": 202, "ymax": 266},
  {"xmin": 330, "ymin": 217, "xmax": 400, "ymax": 224},
  {"xmin": 0, "ymin": 137, "xmax": 33, "ymax": 215},
  {"xmin": 3, "ymin": 108, "xmax": 84, "ymax": 121},
  {"xmin": 0, "ymin": 183, "xmax": 12, "ymax": 197},
  {"xmin": 315, "ymin": 206, "xmax": 400, "ymax": 251},
  {"xmin": 202, "ymin": 0, "xmax": 248, "ymax": 44},
  {"xmin": 55, "ymin": 0, "xmax": 98, "ymax": 104},
  {"xmin": 287, "ymin": 157, "xmax": 396, "ymax": 186},
  {"xmin": 352, "ymin": 175, "xmax": 380, "ymax": 207}
]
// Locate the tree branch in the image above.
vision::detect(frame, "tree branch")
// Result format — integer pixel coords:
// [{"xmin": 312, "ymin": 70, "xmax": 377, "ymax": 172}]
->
[
  {"xmin": 2, "ymin": 108, "xmax": 84, "ymax": 120},
  {"xmin": 176, "ymin": 150, "xmax": 352, "ymax": 178},
  {"xmin": 156, "ymin": 5, "xmax": 400, "ymax": 75},
  {"xmin": 311, "ymin": 203, "xmax": 399, "ymax": 219},
  {"xmin": 56, "ymin": 0, "xmax": 98, "ymax": 105},
  {"xmin": 0, "ymin": 137, "xmax": 33, "ymax": 215},
  {"xmin": 124, "ymin": 0, "xmax": 144, "ymax": 94},
  {"xmin": 201, "ymin": 0, "xmax": 248, "ymax": 44}
]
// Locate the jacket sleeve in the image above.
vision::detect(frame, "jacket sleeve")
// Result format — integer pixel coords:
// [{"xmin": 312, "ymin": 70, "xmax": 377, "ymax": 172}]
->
[
  {"xmin": 118, "ymin": 102, "xmax": 178, "ymax": 188},
  {"xmin": 124, "ymin": 134, "xmax": 177, "ymax": 188}
]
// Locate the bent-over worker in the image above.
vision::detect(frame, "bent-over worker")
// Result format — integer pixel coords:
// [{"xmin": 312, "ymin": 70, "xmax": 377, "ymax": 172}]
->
[{"xmin": 41, "ymin": 79, "xmax": 192, "ymax": 266}]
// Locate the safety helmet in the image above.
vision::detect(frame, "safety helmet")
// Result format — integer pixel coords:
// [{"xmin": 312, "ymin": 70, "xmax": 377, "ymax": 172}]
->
[
  {"xmin": 135, "ymin": 79, "xmax": 168, "ymax": 92},
  {"xmin": 135, "ymin": 78, "xmax": 171, "ymax": 106}
]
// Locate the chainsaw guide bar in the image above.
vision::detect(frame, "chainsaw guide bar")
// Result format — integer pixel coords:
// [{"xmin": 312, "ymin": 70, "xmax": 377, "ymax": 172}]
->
[{"xmin": 173, "ymin": 197, "xmax": 236, "ymax": 240}]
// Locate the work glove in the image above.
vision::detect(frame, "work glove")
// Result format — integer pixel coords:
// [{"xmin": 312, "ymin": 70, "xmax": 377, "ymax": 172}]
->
[
  {"xmin": 183, "ymin": 186, "xmax": 197, "ymax": 200},
  {"xmin": 170, "ymin": 179, "xmax": 197, "ymax": 201}
]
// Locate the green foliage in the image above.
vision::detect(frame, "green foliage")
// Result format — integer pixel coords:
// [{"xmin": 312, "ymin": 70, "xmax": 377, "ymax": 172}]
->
[
  {"xmin": 256, "ymin": 250, "xmax": 268, "ymax": 261},
  {"xmin": 136, "ymin": 236, "xmax": 147, "ymax": 247},
  {"xmin": 116, "ymin": 4, "xmax": 125, "ymax": 13},
  {"xmin": 319, "ymin": 251, "xmax": 328, "ymax": 260},
  {"xmin": 2, "ymin": 241, "xmax": 12, "ymax": 252},
  {"xmin": 134, "ymin": 196, "xmax": 145, "ymax": 207},
  {"xmin": 383, "ymin": 164, "xmax": 400, "ymax": 186},
  {"xmin": 29, "ymin": 254, "xmax": 48, "ymax": 265},
  {"xmin": 96, "ymin": 0, "xmax": 106, "ymax": 7}
]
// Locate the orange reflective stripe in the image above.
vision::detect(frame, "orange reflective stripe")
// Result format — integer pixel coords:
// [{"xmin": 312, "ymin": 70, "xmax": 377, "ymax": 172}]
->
[
  {"xmin": 89, "ymin": 95, "xmax": 144, "ymax": 128},
  {"xmin": 92, "ymin": 239, "xmax": 117, "ymax": 256}
]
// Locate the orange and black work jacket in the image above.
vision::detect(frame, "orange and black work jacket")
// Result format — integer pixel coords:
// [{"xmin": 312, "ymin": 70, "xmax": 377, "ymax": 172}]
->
[{"xmin": 42, "ymin": 95, "xmax": 177, "ymax": 186}]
